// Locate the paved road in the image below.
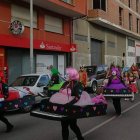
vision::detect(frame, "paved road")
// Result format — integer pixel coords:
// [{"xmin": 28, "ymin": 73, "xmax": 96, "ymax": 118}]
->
[{"xmin": 1, "ymin": 93, "xmax": 140, "ymax": 140}]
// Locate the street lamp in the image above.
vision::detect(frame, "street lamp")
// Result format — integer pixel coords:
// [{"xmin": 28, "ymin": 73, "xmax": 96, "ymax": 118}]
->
[{"xmin": 30, "ymin": 0, "xmax": 34, "ymax": 73}]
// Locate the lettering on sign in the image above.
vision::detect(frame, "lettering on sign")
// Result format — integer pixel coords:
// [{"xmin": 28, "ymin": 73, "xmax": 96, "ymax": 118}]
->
[{"xmin": 40, "ymin": 42, "xmax": 62, "ymax": 51}]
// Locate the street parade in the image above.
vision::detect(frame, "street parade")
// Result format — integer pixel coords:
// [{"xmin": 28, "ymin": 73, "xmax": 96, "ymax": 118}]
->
[
  {"xmin": 0, "ymin": 62, "xmax": 140, "ymax": 140},
  {"xmin": 1, "ymin": 0, "xmax": 140, "ymax": 140}
]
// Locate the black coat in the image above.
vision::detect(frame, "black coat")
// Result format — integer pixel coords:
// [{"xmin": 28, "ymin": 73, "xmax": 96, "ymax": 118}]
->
[{"xmin": 0, "ymin": 82, "xmax": 9, "ymax": 98}]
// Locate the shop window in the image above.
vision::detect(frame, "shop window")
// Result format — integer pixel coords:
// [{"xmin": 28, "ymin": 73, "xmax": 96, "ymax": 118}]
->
[
  {"xmin": 128, "ymin": 52, "xmax": 135, "ymax": 57},
  {"xmin": 45, "ymin": 15, "xmax": 63, "ymax": 34},
  {"xmin": 93, "ymin": 0, "xmax": 106, "ymax": 11},
  {"xmin": 11, "ymin": 4, "xmax": 37, "ymax": 28},
  {"xmin": 128, "ymin": 39, "xmax": 135, "ymax": 47}
]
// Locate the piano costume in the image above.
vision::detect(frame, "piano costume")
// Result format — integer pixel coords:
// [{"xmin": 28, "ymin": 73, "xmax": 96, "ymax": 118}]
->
[
  {"xmin": 31, "ymin": 67, "xmax": 107, "ymax": 140},
  {"xmin": 103, "ymin": 67, "xmax": 132, "ymax": 115}
]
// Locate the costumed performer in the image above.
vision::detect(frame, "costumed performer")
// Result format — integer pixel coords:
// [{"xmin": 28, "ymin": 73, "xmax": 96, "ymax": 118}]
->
[
  {"xmin": 78, "ymin": 65, "xmax": 88, "ymax": 88},
  {"xmin": 51, "ymin": 67, "xmax": 84, "ymax": 140},
  {"xmin": 0, "ymin": 75, "xmax": 14, "ymax": 132},
  {"xmin": 104, "ymin": 67, "xmax": 127, "ymax": 115},
  {"xmin": 49, "ymin": 67, "xmax": 107, "ymax": 140},
  {"xmin": 127, "ymin": 72, "xmax": 138, "ymax": 101}
]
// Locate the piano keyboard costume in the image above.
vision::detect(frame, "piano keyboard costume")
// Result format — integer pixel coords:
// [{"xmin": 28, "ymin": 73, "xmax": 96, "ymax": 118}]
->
[
  {"xmin": 103, "ymin": 68, "xmax": 133, "ymax": 98},
  {"xmin": 31, "ymin": 68, "xmax": 107, "ymax": 120},
  {"xmin": 102, "ymin": 67, "xmax": 132, "ymax": 115}
]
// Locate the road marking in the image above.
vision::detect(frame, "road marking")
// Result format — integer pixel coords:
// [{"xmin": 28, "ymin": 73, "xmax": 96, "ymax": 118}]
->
[{"xmin": 73, "ymin": 101, "xmax": 140, "ymax": 140}]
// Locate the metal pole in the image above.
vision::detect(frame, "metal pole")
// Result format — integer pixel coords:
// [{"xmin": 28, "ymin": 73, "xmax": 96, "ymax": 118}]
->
[{"xmin": 30, "ymin": 0, "xmax": 34, "ymax": 73}]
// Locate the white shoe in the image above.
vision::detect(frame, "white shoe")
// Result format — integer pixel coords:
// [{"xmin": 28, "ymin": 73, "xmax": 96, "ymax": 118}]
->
[{"xmin": 131, "ymin": 93, "xmax": 135, "ymax": 102}]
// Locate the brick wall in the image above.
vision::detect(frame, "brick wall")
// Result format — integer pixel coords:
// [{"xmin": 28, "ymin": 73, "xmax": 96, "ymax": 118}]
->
[{"xmin": 88, "ymin": 0, "xmax": 140, "ymax": 35}]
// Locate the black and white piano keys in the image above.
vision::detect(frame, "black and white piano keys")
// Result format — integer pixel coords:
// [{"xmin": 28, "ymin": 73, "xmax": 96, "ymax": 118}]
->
[
  {"xmin": 30, "ymin": 110, "xmax": 69, "ymax": 121},
  {"xmin": 102, "ymin": 88, "xmax": 133, "ymax": 98},
  {"xmin": 103, "ymin": 94, "xmax": 133, "ymax": 98}
]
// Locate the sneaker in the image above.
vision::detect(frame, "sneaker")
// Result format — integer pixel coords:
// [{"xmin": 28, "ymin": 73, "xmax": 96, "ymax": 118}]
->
[
  {"xmin": 131, "ymin": 98, "xmax": 135, "ymax": 102},
  {"xmin": 6, "ymin": 124, "xmax": 14, "ymax": 133},
  {"xmin": 131, "ymin": 93, "xmax": 135, "ymax": 102},
  {"xmin": 124, "ymin": 98, "xmax": 129, "ymax": 101}
]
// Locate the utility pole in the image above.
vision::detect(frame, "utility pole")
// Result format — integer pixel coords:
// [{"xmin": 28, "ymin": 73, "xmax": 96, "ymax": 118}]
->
[{"xmin": 30, "ymin": 0, "xmax": 34, "ymax": 73}]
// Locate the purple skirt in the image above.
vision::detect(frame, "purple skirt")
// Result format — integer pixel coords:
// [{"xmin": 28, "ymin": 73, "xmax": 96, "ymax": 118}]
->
[{"xmin": 105, "ymin": 83, "xmax": 127, "ymax": 90}]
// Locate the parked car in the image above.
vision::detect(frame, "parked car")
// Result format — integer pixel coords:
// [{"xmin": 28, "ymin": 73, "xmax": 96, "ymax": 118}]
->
[
  {"xmin": 7, "ymin": 73, "xmax": 65, "ymax": 112},
  {"xmin": 84, "ymin": 65, "xmax": 107, "ymax": 93}
]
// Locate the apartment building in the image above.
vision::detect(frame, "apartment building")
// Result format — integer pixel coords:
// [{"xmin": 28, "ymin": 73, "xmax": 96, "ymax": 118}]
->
[
  {"xmin": 0, "ymin": 0, "xmax": 86, "ymax": 83},
  {"xmin": 73, "ymin": 0, "xmax": 140, "ymax": 69}
]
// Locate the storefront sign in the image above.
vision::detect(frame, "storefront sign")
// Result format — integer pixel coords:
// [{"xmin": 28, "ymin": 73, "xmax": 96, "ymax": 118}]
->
[
  {"xmin": 0, "ymin": 34, "xmax": 77, "ymax": 52},
  {"xmin": 39, "ymin": 41, "xmax": 76, "ymax": 52},
  {"xmin": 10, "ymin": 20, "xmax": 24, "ymax": 35}
]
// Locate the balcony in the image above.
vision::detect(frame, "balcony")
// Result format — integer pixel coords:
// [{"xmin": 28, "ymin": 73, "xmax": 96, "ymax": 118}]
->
[
  {"xmin": 88, "ymin": 9, "xmax": 107, "ymax": 19},
  {"xmin": 22, "ymin": 0, "xmax": 86, "ymax": 17},
  {"xmin": 87, "ymin": 9, "xmax": 140, "ymax": 40}
]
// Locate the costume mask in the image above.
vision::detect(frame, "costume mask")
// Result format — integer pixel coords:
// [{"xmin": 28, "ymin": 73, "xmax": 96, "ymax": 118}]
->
[{"xmin": 112, "ymin": 70, "xmax": 117, "ymax": 76}]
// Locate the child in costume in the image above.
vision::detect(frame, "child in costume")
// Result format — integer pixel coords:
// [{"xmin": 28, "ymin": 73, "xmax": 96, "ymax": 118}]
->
[
  {"xmin": 78, "ymin": 65, "xmax": 88, "ymax": 88},
  {"xmin": 131, "ymin": 63, "xmax": 139, "ymax": 79},
  {"xmin": 127, "ymin": 72, "xmax": 138, "ymax": 101}
]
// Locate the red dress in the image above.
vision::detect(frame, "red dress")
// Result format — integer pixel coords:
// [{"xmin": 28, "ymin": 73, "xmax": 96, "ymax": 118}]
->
[{"xmin": 128, "ymin": 77, "xmax": 138, "ymax": 93}]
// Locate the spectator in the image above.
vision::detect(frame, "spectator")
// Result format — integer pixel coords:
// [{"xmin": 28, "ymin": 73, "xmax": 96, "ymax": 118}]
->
[{"xmin": 0, "ymin": 76, "xmax": 14, "ymax": 132}]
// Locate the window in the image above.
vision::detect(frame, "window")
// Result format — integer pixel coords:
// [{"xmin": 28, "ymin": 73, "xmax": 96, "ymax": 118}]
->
[
  {"xmin": 128, "ymin": 39, "xmax": 135, "ymax": 47},
  {"xmin": 11, "ymin": 76, "xmax": 39, "ymax": 86},
  {"xmin": 93, "ymin": 0, "xmax": 106, "ymax": 11},
  {"xmin": 136, "ymin": 0, "xmax": 139, "ymax": 13},
  {"xmin": 97, "ymin": 66, "xmax": 104, "ymax": 73},
  {"xmin": 45, "ymin": 15, "xmax": 63, "ymax": 34},
  {"xmin": 137, "ymin": 18, "xmax": 140, "ymax": 33},
  {"xmin": 129, "ymin": 13, "xmax": 132, "ymax": 30},
  {"xmin": 61, "ymin": 0, "xmax": 73, "ymax": 4},
  {"xmin": 128, "ymin": 0, "xmax": 131, "ymax": 8},
  {"xmin": 38, "ymin": 75, "xmax": 49, "ymax": 86},
  {"xmin": 119, "ymin": 7, "xmax": 123, "ymax": 26},
  {"xmin": 11, "ymin": 5, "xmax": 37, "ymax": 28},
  {"xmin": 136, "ymin": 56, "xmax": 140, "ymax": 63}
]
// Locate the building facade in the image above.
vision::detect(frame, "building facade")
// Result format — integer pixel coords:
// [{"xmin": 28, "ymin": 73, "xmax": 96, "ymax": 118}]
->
[
  {"xmin": 73, "ymin": 0, "xmax": 140, "ymax": 69},
  {"xmin": 0, "ymin": 0, "xmax": 86, "ymax": 84}
]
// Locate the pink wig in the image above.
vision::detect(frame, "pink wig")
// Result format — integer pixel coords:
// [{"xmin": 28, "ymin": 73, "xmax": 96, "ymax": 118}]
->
[{"xmin": 66, "ymin": 67, "xmax": 79, "ymax": 80}]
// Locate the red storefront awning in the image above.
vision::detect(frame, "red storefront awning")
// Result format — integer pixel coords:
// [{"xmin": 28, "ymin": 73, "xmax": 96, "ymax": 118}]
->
[{"xmin": 0, "ymin": 34, "xmax": 77, "ymax": 52}]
